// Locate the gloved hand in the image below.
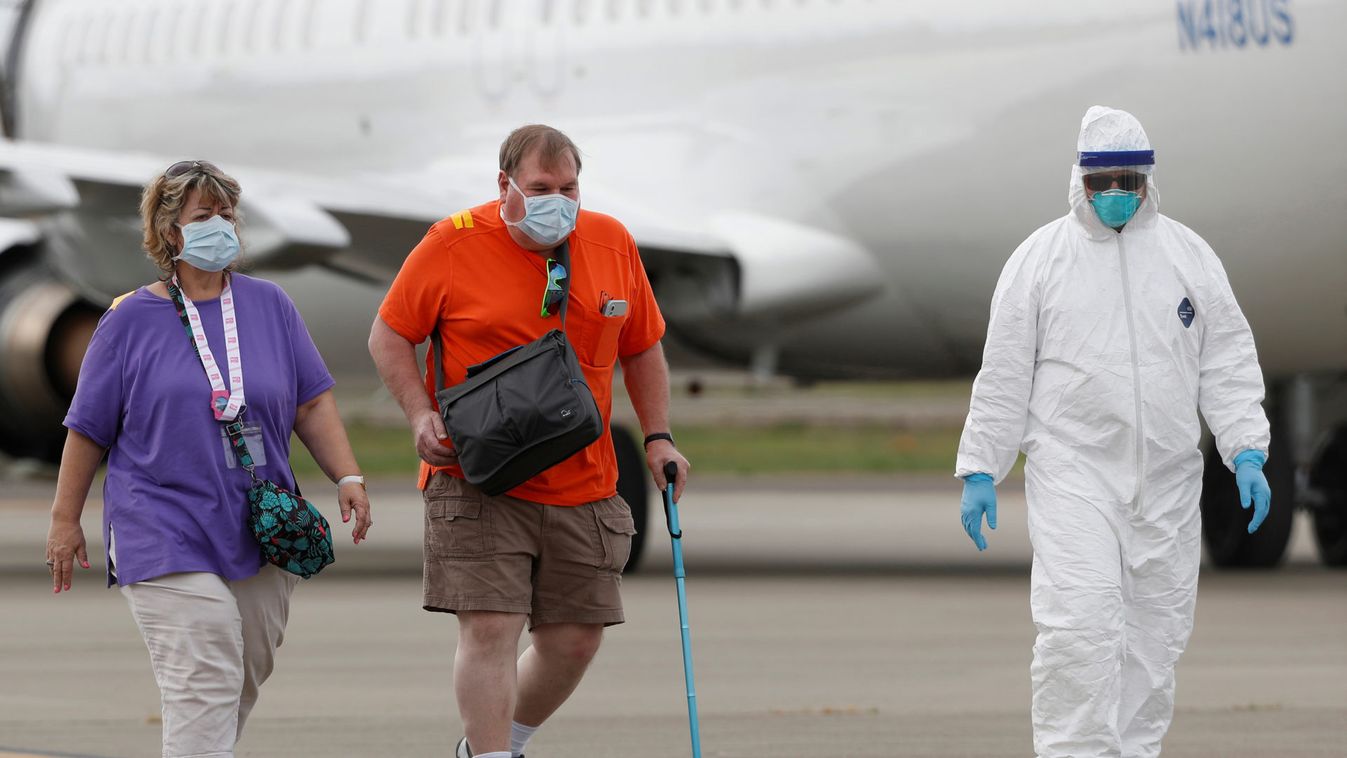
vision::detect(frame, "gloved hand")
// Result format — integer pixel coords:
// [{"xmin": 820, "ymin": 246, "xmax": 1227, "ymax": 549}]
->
[
  {"xmin": 1233, "ymin": 450, "xmax": 1271, "ymax": 534},
  {"xmin": 960, "ymin": 473, "xmax": 997, "ymax": 551}
]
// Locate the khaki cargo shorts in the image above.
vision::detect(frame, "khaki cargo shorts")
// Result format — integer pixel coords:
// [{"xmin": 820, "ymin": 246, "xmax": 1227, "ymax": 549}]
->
[{"xmin": 421, "ymin": 473, "xmax": 637, "ymax": 627}]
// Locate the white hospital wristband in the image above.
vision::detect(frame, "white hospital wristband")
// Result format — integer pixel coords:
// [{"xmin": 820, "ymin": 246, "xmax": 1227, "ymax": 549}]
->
[{"xmin": 337, "ymin": 475, "xmax": 366, "ymax": 488}]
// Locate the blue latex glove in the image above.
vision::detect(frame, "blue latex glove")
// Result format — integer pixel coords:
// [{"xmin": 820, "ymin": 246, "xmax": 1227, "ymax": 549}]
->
[
  {"xmin": 1233, "ymin": 450, "xmax": 1271, "ymax": 534},
  {"xmin": 960, "ymin": 473, "xmax": 997, "ymax": 551}
]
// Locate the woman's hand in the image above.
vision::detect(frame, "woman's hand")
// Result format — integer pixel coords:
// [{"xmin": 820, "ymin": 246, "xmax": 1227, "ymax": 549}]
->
[
  {"xmin": 45, "ymin": 518, "xmax": 90, "ymax": 594},
  {"xmin": 339, "ymin": 482, "xmax": 373, "ymax": 545},
  {"xmin": 292, "ymin": 389, "xmax": 375, "ymax": 545},
  {"xmin": 46, "ymin": 430, "xmax": 104, "ymax": 594}
]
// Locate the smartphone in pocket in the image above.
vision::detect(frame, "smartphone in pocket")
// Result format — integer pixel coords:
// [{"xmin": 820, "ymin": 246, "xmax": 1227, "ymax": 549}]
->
[{"xmin": 594, "ymin": 300, "xmax": 628, "ymax": 366}]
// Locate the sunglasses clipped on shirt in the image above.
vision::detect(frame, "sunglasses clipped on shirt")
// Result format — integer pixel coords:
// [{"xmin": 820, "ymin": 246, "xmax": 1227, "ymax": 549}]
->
[
  {"xmin": 540, "ymin": 258, "xmax": 567, "ymax": 318},
  {"xmin": 1084, "ymin": 172, "xmax": 1147, "ymax": 193}
]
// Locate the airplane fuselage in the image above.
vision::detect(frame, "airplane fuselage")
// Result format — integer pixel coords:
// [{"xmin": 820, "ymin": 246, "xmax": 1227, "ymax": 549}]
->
[{"xmin": 13, "ymin": 0, "xmax": 1347, "ymax": 380}]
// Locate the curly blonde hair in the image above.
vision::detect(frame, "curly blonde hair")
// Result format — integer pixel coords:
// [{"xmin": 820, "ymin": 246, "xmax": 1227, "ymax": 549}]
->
[{"xmin": 139, "ymin": 160, "xmax": 243, "ymax": 275}]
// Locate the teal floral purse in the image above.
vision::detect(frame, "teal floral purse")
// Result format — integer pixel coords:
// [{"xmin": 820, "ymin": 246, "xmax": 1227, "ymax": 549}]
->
[{"xmin": 223, "ymin": 419, "xmax": 335, "ymax": 579}]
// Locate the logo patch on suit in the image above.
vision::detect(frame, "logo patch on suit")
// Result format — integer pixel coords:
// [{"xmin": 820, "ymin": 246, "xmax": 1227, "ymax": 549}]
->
[{"xmin": 1177, "ymin": 297, "xmax": 1195, "ymax": 328}]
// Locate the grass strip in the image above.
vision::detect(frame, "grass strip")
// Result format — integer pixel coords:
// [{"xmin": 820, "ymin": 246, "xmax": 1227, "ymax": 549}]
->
[{"xmin": 291, "ymin": 422, "xmax": 964, "ymax": 478}]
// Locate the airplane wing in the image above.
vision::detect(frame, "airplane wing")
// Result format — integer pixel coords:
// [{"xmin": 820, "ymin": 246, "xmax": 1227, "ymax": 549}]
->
[
  {"xmin": 0, "ymin": 140, "xmax": 884, "ymax": 321},
  {"xmin": 555, "ymin": 180, "xmax": 886, "ymax": 325},
  {"xmin": 0, "ymin": 139, "xmax": 477, "ymax": 300}
]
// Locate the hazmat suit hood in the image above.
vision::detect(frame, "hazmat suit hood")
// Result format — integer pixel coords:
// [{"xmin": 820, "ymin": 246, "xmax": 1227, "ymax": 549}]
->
[{"xmin": 1069, "ymin": 105, "xmax": 1161, "ymax": 239}]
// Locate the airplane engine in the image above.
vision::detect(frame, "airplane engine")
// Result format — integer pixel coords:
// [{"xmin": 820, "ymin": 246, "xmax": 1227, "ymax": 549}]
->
[{"xmin": 0, "ymin": 250, "xmax": 99, "ymax": 461}]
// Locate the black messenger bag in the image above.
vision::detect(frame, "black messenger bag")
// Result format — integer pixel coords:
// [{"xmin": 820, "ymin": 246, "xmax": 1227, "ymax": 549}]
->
[{"xmin": 430, "ymin": 243, "xmax": 603, "ymax": 496}]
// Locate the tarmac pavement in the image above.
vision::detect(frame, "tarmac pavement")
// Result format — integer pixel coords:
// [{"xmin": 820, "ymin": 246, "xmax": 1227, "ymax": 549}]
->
[{"xmin": 1, "ymin": 475, "xmax": 1343, "ymax": 757}]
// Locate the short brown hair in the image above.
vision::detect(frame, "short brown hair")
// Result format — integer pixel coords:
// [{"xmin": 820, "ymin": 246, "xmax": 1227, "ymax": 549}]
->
[
  {"xmin": 139, "ymin": 161, "xmax": 243, "ymax": 275},
  {"xmin": 498, "ymin": 125, "xmax": 582, "ymax": 176}
]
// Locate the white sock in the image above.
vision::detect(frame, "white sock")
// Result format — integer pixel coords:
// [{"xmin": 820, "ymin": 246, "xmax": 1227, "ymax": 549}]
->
[
  {"xmin": 510, "ymin": 721, "xmax": 540, "ymax": 756},
  {"xmin": 476, "ymin": 752, "xmax": 511, "ymax": 758}
]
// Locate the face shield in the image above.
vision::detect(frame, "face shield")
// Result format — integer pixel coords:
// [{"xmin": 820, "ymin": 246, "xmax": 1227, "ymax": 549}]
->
[{"xmin": 1078, "ymin": 149, "xmax": 1154, "ymax": 229}]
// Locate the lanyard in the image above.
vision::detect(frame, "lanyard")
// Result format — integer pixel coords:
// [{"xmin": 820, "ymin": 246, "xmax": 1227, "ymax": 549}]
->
[{"xmin": 168, "ymin": 275, "xmax": 245, "ymax": 421}]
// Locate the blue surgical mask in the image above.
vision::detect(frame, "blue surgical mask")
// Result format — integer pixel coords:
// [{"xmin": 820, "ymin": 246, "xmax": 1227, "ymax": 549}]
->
[
  {"xmin": 1090, "ymin": 189, "xmax": 1142, "ymax": 230},
  {"xmin": 175, "ymin": 215, "xmax": 240, "ymax": 272},
  {"xmin": 502, "ymin": 176, "xmax": 579, "ymax": 247}
]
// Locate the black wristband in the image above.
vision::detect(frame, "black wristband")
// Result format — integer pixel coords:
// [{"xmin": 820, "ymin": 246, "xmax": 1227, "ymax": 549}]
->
[{"xmin": 643, "ymin": 432, "xmax": 675, "ymax": 449}]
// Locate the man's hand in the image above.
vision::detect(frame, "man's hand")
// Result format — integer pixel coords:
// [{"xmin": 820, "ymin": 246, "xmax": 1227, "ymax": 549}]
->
[
  {"xmin": 647, "ymin": 440, "xmax": 690, "ymax": 503},
  {"xmin": 1234, "ymin": 450, "xmax": 1271, "ymax": 534},
  {"xmin": 960, "ymin": 474, "xmax": 997, "ymax": 552},
  {"xmin": 414, "ymin": 409, "xmax": 458, "ymax": 467}
]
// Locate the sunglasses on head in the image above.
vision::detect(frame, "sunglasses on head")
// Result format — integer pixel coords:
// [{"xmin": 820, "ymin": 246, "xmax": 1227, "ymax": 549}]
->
[
  {"xmin": 164, "ymin": 160, "xmax": 220, "ymax": 178},
  {"xmin": 1084, "ymin": 172, "xmax": 1147, "ymax": 193},
  {"xmin": 540, "ymin": 259, "xmax": 567, "ymax": 318}
]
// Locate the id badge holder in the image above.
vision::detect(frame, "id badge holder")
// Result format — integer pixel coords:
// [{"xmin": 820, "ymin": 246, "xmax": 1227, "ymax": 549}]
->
[{"xmin": 221, "ymin": 423, "xmax": 268, "ymax": 469}]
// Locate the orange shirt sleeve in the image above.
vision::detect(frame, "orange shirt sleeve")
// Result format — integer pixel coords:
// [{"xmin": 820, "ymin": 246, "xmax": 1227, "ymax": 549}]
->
[
  {"xmin": 378, "ymin": 224, "xmax": 453, "ymax": 345},
  {"xmin": 617, "ymin": 230, "xmax": 666, "ymax": 358}
]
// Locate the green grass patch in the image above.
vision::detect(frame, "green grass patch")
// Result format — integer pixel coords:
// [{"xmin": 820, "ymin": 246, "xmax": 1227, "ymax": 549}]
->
[
  {"xmin": 673, "ymin": 423, "xmax": 961, "ymax": 474},
  {"xmin": 292, "ymin": 422, "xmax": 965, "ymax": 477},
  {"xmin": 289, "ymin": 425, "xmax": 417, "ymax": 478}
]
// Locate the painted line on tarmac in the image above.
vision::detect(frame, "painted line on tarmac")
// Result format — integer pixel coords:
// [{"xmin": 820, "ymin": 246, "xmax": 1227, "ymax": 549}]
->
[{"xmin": 0, "ymin": 750, "xmax": 112, "ymax": 758}]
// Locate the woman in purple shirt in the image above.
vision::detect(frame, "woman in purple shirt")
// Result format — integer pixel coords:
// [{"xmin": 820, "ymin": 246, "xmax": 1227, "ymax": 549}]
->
[{"xmin": 43, "ymin": 160, "xmax": 373, "ymax": 758}]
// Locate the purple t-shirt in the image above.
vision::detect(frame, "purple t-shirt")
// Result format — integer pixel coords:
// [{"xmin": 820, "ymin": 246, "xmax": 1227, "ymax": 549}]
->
[{"xmin": 64, "ymin": 274, "xmax": 335, "ymax": 587}]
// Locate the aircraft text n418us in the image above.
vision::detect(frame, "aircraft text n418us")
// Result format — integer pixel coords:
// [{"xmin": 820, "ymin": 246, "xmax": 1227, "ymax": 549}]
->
[{"xmin": 1178, "ymin": 0, "xmax": 1294, "ymax": 51}]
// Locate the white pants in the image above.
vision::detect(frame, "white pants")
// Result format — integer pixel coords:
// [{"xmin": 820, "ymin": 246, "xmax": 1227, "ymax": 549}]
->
[
  {"xmin": 120, "ymin": 566, "xmax": 299, "ymax": 758},
  {"xmin": 1027, "ymin": 475, "xmax": 1203, "ymax": 758}
]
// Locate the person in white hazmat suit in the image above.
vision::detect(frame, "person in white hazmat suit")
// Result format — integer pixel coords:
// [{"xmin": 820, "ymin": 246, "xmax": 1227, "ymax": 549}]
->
[{"xmin": 955, "ymin": 106, "xmax": 1273, "ymax": 757}]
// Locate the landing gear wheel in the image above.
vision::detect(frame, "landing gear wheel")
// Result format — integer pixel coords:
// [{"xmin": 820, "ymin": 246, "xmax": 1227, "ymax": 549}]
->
[
  {"xmin": 1312, "ymin": 508, "xmax": 1347, "ymax": 567},
  {"xmin": 1308, "ymin": 425, "xmax": 1347, "ymax": 567},
  {"xmin": 612, "ymin": 424, "xmax": 650, "ymax": 572},
  {"xmin": 1200, "ymin": 416, "xmax": 1295, "ymax": 568}
]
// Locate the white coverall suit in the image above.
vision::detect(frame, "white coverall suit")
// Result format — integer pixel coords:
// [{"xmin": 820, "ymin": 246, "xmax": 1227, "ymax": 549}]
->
[{"xmin": 955, "ymin": 107, "xmax": 1270, "ymax": 757}]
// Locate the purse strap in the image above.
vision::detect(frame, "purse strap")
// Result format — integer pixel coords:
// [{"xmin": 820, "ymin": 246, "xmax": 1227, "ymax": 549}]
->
[
  {"xmin": 222, "ymin": 418, "xmax": 260, "ymax": 482},
  {"xmin": 222, "ymin": 418, "xmax": 304, "ymax": 496},
  {"xmin": 431, "ymin": 240, "xmax": 572, "ymax": 394}
]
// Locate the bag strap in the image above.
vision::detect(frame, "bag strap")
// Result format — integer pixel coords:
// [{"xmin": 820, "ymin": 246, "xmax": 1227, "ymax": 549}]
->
[
  {"xmin": 222, "ymin": 420, "xmax": 303, "ymax": 493},
  {"xmin": 166, "ymin": 280, "xmax": 199, "ymax": 351},
  {"xmin": 431, "ymin": 240, "xmax": 572, "ymax": 395},
  {"xmin": 222, "ymin": 418, "xmax": 260, "ymax": 483},
  {"xmin": 431, "ymin": 330, "xmax": 448, "ymax": 394}
]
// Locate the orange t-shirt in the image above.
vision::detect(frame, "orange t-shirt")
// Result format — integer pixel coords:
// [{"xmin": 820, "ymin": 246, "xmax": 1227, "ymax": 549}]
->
[{"xmin": 378, "ymin": 201, "xmax": 666, "ymax": 505}]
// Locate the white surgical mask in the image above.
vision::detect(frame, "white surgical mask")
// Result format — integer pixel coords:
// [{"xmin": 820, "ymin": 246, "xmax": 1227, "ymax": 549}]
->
[
  {"xmin": 174, "ymin": 215, "xmax": 240, "ymax": 272},
  {"xmin": 501, "ymin": 176, "xmax": 579, "ymax": 247}
]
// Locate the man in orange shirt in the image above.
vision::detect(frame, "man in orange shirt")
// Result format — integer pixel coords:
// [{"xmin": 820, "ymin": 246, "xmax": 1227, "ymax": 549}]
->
[{"xmin": 368, "ymin": 125, "xmax": 690, "ymax": 758}]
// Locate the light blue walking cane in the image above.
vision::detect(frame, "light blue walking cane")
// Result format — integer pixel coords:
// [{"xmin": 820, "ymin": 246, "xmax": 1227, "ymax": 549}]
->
[{"xmin": 662, "ymin": 461, "xmax": 703, "ymax": 758}]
